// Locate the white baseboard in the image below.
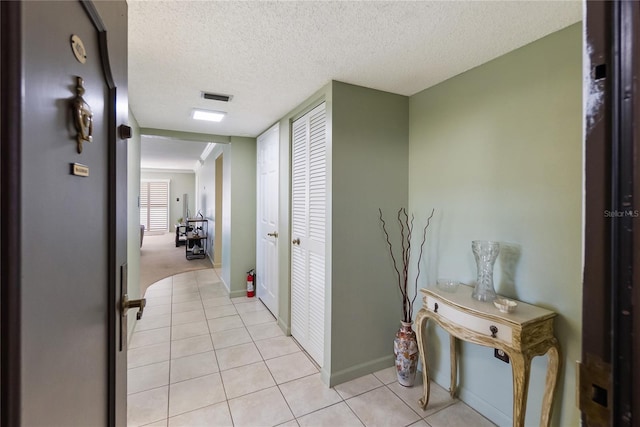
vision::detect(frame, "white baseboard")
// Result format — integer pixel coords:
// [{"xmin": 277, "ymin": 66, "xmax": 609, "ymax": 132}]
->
[
  {"xmin": 431, "ymin": 369, "xmax": 510, "ymax": 426},
  {"xmin": 277, "ymin": 318, "xmax": 290, "ymax": 336},
  {"xmin": 457, "ymin": 388, "xmax": 511, "ymax": 426},
  {"xmin": 229, "ymin": 288, "xmax": 246, "ymax": 298},
  {"xmin": 327, "ymin": 355, "xmax": 395, "ymax": 387}
]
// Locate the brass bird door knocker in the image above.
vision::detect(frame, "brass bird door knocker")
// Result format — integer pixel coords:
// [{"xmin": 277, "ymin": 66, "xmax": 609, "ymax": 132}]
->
[{"xmin": 72, "ymin": 76, "xmax": 93, "ymax": 153}]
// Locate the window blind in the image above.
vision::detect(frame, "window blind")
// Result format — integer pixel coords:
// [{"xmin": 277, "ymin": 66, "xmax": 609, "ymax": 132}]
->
[{"xmin": 140, "ymin": 180, "xmax": 169, "ymax": 232}]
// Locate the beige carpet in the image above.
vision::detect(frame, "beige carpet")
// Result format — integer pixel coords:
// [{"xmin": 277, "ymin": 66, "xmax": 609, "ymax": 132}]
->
[{"xmin": 140, "ymin": 232, "xmax": 212, "ymax": 297}]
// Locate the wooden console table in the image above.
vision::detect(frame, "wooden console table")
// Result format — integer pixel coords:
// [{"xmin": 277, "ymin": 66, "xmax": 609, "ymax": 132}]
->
[{"xmin": 415, "ymin": 285, "xmax": 561, "ymax": 427}]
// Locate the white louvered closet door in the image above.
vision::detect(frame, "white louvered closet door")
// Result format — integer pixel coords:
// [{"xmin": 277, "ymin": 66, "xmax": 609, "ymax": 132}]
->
[{"xmin": 291, "ymin": 103, "xmax": 327, "ymax": 366}]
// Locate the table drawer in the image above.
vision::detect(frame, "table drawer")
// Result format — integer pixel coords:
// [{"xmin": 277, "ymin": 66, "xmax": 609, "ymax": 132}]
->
[{"xmin": 425, "ymin": 294, "xmax": 513, "ymax": 345}]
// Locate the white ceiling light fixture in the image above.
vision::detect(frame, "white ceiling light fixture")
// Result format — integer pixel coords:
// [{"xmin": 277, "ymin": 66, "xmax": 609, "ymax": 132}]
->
[
  {"xmin": 200, "ymin": 142, "xmax": 216, "ymax": 162},
  {"xmin": 192, "ymin": 109, "xmax": 226, "ymax": 122}
]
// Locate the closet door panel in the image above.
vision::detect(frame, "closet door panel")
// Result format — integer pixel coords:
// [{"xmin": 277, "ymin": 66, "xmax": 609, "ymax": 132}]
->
[
  {"xmin": 307, "ymin": 251, "xmax": 326, "ymax": 364},
  {"xmin": 290, "ymin": 103, "xmax": 327, "ymax": 366},
  {"xmin": 291, "ymin": 113, "xmax": 310, "ymax": 348}
]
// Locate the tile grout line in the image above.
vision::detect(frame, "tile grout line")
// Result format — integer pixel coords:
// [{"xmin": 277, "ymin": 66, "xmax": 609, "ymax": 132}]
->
[
  {"xmin": 224, "ymin": 293, "xmax": 303, "ymax": 425},
  {"xmin": 287, "ymin": 372, "xmax": 348, "ymax": 424},
  {"xmin": 196, "ymin": 271, "xmax": 242, "ymax": 425},
  {"xmin": 127, "ymin": 271, "xmax": 213, "ymax": 425},
  {"xmin": 259, "ymin": 319, "xmax": 297, "ymax": 426},
  {"xmin": 336, "ymin": 382, "xmax": 384, "ymax": 427},
  {"xmin": 166, "ymin": 272, "xmax": 218, "ymax": 422},
  {"xmin": 242, "ymin": 299, "xmax": 324, "ymax": 426},
  {"xmin": 382, "ymin": 382, "xmax": 426, "ymax": 422},
  {"xmin": 165, "ymin": 275, "xmax": 174, "ymax": 424},
  {"xmin": 199, "ymin": 272, "xmax": 237, "ymax": 426},
  {"xmin": 214, "ymin": 280, "xmax": 243, "ymax": 426},
  {"xmin": 169, "ymin": 272, "xmax": 206, "ymax": 422},
  {"xmin": 202, "ymin": 270, "xmax": 239, "ymax": 427}
]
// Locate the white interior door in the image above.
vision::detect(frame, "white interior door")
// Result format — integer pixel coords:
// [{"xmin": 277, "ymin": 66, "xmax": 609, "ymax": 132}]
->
[
  {"xmin": 257, "ymin": 124, "xmax": 280, "ymax": 316},
  {"xmin": 291, "ymin": 103, "xmax": 327, "ymax": 366}
]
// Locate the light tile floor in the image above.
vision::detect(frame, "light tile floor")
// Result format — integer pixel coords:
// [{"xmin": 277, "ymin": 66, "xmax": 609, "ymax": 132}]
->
[{"xmin": 127, "ymin": 269, "xmax": 496, "ymax": 427}]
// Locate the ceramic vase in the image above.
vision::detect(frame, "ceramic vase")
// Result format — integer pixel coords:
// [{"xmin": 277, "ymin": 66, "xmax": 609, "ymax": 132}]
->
[
  {"xmin": 471, "ymin": 240, "xmax": 500, "ymax": 302},
  {"xmin": 394, "ymin": 321, "xmax": 419, "ymax": 387}
]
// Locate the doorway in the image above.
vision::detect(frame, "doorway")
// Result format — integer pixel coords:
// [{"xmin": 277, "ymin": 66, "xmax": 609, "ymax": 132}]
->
[{"xmin": 581, "ymin": 1, "xmax": 639, "ymax": 425}]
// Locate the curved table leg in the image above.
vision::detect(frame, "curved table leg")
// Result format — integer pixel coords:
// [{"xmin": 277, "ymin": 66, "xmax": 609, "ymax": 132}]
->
[
  {"xmin": 508, "ymin": 338, "xmax": 562, "ymax": 427},
  {"xmin": 415, "ymin": 309, "xmax": 431, "ymax": 410},
  {"xmin": 509, "ymin": 351, "xmax": 532, "ymax": 427},
  {"xmin": 540, "ymin": 338, "xmax": 561, "ymax": 427},
  {"xmin": 450, "ymin": 335, "xmax": 457, "ymax": 398}
]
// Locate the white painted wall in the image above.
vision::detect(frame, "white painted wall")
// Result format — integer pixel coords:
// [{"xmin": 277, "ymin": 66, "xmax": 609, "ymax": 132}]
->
[{"xmin": 196, "ymin": 150, "xmax": 216, "ymax": 263}]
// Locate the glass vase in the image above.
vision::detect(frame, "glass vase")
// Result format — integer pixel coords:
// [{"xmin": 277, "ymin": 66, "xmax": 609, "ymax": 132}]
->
[{"xmin": 471, "ymin": 240, "xmax": 500, "ymax": 302}]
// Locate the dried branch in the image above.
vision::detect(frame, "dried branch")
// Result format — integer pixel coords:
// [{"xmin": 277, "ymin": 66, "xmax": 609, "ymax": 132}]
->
[
  {"xmin": 397, "ymin": 209, "xmax": 409, "ymax": 319},
  {"xmin": 380, "ymin": 207, "xmax": 435, "ymax": 324},
  {"xmin": 379, "ymin": 209, "xmax": 403, "ymax": 313},
  {"xmin": 403, "ymin": 210, "xmax": 413, "ymax": 321},
  {"xmin": 409, "ymin": 208, "xmax": 435, "ymax": 319},
  {"xmin": 397, "ymin": 209, "xmax": 407, "ymax": 283}
]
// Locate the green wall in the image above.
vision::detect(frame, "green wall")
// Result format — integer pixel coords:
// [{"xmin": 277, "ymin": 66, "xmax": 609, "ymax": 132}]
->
[
  {"xmin": 330, "ymin": 81, "xmax": 409, "ymax": 384},
  {"xmin": 228, "ymin": 136, "xmax": 257, "ymax": 297},
  {"xmin": 408, "ymin": 24, "xmax": 582, "ymax": 426}
]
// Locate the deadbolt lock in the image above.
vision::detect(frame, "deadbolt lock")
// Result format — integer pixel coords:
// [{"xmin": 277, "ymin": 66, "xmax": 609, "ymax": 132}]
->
[
  {"xmin": 577, "ymin": 354, "xmax": 611, "ymax": 425},
  {"xmin": 267, "ymin": 231, "xmax": 279, "ymax": 238},
  {"xmin": 122, "ymin": 294, "xmax": 146, "ymax": 320}
]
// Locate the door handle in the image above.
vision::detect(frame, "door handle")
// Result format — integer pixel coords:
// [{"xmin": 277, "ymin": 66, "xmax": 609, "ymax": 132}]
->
[
  {"xmin": 292, "ymin": 238, "xmax": 300, "ymax": 245},
  {"xmin": 267, "ymin": 231, "xmax": 279, "ymax": 238},
  {"xmin": 122, "ymin": 294, "xmax": 146, "ymax": 320}
]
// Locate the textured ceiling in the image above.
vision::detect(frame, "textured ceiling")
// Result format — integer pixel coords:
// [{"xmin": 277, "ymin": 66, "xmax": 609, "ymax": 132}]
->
[
  {"xmin": 140, "ymin": 136, "xmax": 212, "ymax": 171},
  {"xmin": 128, "ymin": 0, "xmax": 582, "ymax": 169}
]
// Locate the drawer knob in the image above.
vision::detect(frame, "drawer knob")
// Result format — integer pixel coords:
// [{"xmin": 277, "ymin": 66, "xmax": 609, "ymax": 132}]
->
[
  {"xmin": 490, "ymin": 325, "xmax": 498, "ymax": 338},
  {"xmin": 434, "ymin": 302, "xmax": 439, "ymax": 313}
]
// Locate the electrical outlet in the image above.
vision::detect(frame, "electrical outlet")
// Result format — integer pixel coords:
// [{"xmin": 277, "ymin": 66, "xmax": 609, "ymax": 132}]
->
[{"xmin": 494, "ymin": 348, "xmax": 510, "ymax": 363}]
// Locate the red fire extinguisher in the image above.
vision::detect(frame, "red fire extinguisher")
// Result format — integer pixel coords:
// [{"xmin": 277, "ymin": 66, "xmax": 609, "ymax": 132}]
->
[{"xmin": 247, "ymin": 269, "xmax": 255, "ymax": 297}]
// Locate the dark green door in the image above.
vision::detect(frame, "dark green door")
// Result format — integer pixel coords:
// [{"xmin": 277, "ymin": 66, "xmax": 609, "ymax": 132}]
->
[{"xmin": 3, "ymin": 1, "xmax": 129, "ymax": 425}]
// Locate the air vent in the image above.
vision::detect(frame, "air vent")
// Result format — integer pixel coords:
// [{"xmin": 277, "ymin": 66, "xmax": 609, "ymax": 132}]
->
[{"xmin": 202, "ymin": 92, "xmax": 232, "ymax": 102}]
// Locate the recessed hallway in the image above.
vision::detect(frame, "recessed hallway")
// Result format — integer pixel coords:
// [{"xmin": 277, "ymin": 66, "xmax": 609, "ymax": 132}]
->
[{"xmin": 127, "ymin": 269, "xmax": 495, "ymax": 427}]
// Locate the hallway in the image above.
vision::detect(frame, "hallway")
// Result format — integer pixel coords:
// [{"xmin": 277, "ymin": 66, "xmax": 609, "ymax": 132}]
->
[{"xmin": 127, "ymin": 269, "xmax": 495, "ymax": 427}]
